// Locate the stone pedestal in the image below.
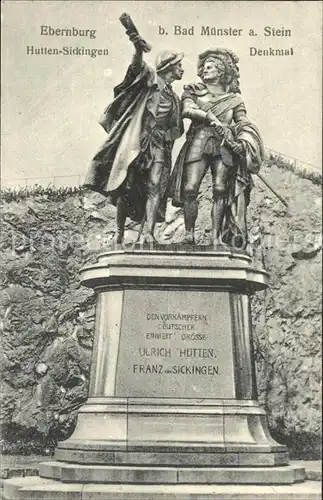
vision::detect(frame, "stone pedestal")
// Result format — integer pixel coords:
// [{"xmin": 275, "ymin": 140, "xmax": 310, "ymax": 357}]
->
[{"xmin": 4, "ymin": 247, "xmax": 318, "ymax": 499}]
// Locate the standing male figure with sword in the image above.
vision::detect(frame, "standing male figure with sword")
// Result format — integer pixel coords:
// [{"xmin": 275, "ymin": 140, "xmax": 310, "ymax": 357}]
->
[{"xmin": 169, "ymin": 48, "xmax": 265, "ymax": 248}]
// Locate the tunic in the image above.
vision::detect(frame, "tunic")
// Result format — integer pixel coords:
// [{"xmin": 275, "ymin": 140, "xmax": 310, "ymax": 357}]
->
[
  {"xmin": 84, "ymin": 61, "xmax": 183, "ymax": 222},
  {"xmin": 181, "ymin": 84, "xmax": 246, "ymax": 166}
]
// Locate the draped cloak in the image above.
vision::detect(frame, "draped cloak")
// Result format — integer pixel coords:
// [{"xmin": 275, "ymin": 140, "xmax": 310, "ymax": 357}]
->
[
  {"xmin": 84, "ymin": 61, "xmax": 183, "ymax": 222},
  {"xmin": 168, "ymin": 84, "xmax": 264, "ymax": 247}
]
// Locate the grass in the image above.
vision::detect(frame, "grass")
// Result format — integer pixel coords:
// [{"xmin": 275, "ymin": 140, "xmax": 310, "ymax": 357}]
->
[
  {"xmin": 0, "ymin": 153, "xmax": 321, "ymax": 204},
  {"xmin": 267, "ymin": 153, "xmax": 322, "ymax": 185},
  {"xmin": 0, "ymin": 184, "xmax": 82, "ymax": 203}
]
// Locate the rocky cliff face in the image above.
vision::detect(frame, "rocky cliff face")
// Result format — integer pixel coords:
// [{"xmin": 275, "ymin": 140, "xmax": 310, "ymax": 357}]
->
[{"xmin": 0, "ymin": 161, "xmax": 321, "ymax": 458}]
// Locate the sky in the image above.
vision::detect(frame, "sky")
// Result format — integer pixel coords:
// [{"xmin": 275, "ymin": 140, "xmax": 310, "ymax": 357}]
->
[{"xmin": 1, "ymin": 0, "xmax": 322, "ymax": 186}]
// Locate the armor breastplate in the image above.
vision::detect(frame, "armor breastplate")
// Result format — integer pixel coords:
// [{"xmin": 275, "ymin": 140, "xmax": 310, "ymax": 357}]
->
[{"xmin": 196, "ymin": 93, "xmax": 234, "ymax": 125}]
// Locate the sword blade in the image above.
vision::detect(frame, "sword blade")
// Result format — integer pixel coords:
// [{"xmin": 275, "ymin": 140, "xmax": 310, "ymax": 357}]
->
[{"xmin": 256, "ymin": 172, "xmax": 289, "ymax": 208}]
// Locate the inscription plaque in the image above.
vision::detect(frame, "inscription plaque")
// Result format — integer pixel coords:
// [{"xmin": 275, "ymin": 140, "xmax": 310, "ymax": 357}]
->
[{"xmin": 115, "ymin": 290, "xmax": 235, "ymax": 398}]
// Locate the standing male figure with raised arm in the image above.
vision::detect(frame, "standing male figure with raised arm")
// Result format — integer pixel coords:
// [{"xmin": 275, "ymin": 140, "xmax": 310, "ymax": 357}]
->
[{"xmin": 84, "ymin": 14, "xmax": 184, "ymax": 244}]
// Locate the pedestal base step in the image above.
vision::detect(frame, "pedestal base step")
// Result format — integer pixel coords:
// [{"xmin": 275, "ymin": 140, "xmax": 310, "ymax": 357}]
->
[
  {"xmin": 39, "ymin": 461, "xmax": 305, "ymax": 485},
  {"xmin": 55, "ymin": 447, "xmax": 289, "ymax": 467},
  {"xmin": 3, "ymin": 476, "xmax": 321, "ymax": 500}
]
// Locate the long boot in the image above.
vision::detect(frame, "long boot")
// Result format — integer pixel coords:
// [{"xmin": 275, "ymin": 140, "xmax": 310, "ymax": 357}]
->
[
  {"xmin": 183, "ymin": 195, "xmax": 198, "ymax": 244},
  {"xmin": 211, "ymin": 197, "xmax": 225, "ymax": 247},
  {"xmin": 115, "ymin": 197, "xmax": 127, "ymax": 244},
  {"xmin": 145, "ymin": 191, "xmax": 160, "ymax": 243}
]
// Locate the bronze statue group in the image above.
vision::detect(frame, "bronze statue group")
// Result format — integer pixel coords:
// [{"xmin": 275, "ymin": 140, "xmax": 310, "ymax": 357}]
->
[{"xmin": 84, "ymin": 19, "xmax": 264, "ymax": 249}]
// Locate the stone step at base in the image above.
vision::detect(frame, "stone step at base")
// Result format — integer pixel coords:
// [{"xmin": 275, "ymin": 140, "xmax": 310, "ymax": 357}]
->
[
  {"xmin": 54, "ymin": 448, "xmax": 289, "ymax": 467},
  {"xmin": 39, "ymin": 461, "xmax": 305, "ymax": 485},
  {"xmin": 3, "ymin": 476, "xmax": 322, "ymax": 500}
]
